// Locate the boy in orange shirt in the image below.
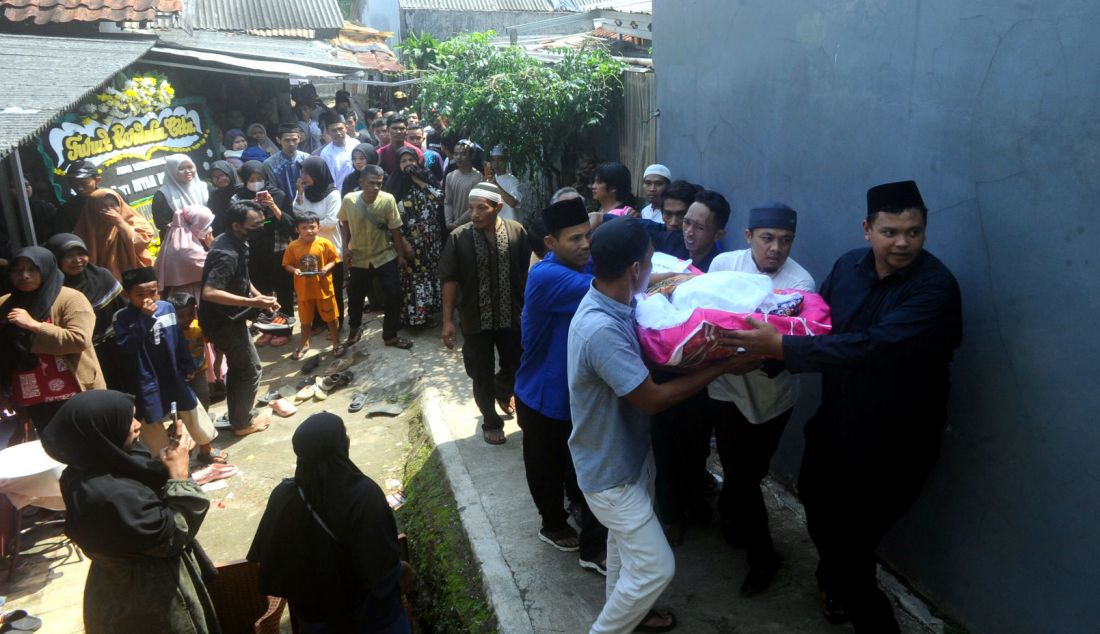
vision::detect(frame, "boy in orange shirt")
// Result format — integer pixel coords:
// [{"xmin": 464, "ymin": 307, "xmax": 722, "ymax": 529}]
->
[{"xmin": 282, "ymin": 213, "xmax": 344, "ymax": 360}]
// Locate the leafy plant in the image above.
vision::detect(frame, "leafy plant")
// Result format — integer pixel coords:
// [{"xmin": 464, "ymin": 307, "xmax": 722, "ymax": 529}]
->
[{"xmin": 400, "ymin": 31, "xmax": 625, "ymax": 197}]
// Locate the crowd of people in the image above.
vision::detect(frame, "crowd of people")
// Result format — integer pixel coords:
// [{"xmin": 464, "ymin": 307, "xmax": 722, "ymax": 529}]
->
[{"xmin": 0, "ymin": 83, "xmax": 962, "ymax": 634}]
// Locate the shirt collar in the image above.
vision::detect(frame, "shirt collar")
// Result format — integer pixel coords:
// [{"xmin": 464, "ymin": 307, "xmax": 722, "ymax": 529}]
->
[{"xmin": 587, "ymin": 281, "xmax": 635, "ymax": 319}]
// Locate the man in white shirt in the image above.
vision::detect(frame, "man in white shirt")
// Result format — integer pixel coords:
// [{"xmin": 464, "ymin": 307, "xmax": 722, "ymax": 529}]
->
[
  {"xmin": 319, "ymin": 112, "xmax": 357, "ymax": 188},
  {"xmin": 639, "ymin": 164, "xmax": 671, "ymax": 223},
  {"xmin": 488, "ymin": 145, "xmax": 523, "ymax": 222},
  {"xmin": 706, "ymin": 202, "xmax": 815, "ymax": 597}
]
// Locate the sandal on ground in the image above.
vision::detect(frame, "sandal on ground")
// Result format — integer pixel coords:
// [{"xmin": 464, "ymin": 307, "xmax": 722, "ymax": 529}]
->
[
  {"xmin": 1, "ymin": 609, "xmax": 43, "ymax": 632},
  {"xmin": 332, "ymin": 344, "xmax": 347, "ymax": 358},
  {"xmin": 269, "ymin": 335, "xmax": 291, "ymax": 347},
  {"xmin": 270, "ymin": 397, "xmax": 296, "ymax": 418},
  {"xmin": 291, "ymin": 345, "xmax": 310, "ymax": 361},
  {"xmin": 483, "ymin": 428, "xmax": 506, "ymax": 445},
  {"xmin": 634, "ymin": 608, "xmax": 676, "ymax": 633},
  {"xmin": 294, "ymin": 383, "xmax": 315, "ymax": 403},
  {"xmin": 198, "ymin": 447, "xmax": 229, "ymax": 465},
  {"xmin": 254, "ymin": 333, "xmax": 273, "ymax": 347},
  {"xmin": 301, "ymin": 354, "xmax": 322, "ymax": 373},
  {"xmin": 326, "ymin": 357, "xmax": 355, "ymax": 375},
  {"xmin": 497, "ymin": 395, "xmax": 516, "ymax": 416},
  {"xmin": 345, "ymin": 327, "xmax": 363, "ymax": 346},
  {"xmin": 256, "ymin": 390, "xmax": 282, "ymax": 406},
  {"xmin": 383, "ymin": 336, "xmax": 413, "ymax": 349},
  {"xmin": 319, "ymin": 371, "xmax": 355, "ymax": 393},
  {"xmin": 232, "ymin": 414, "xmax": 271, "ymax": 437},
  {"xmin": 348, "ymin": 392, "xmax": 369, "ymax": 413},
  {"xmin": 537, "ymin": 526, "xmax": 580, "ymax": 552},
  {"xmin": 192, "ymin": 463, "xmax": 239, "ymax": 486}
]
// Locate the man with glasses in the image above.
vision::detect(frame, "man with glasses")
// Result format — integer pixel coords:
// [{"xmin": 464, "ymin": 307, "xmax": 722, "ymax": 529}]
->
[{"xmin": 376, "ymin": 114, "xmax": 424, "ymax": 176}]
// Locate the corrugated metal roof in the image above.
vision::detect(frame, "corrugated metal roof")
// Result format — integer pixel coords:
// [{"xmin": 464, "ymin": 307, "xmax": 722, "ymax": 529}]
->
[
  {"xmin": 400, "ymin": 0, "xmax": 559, "ymax": 11},
  {"xmin": 186, "ymin": 0, "xmax": 343, "ymax": 32},
  {"xmin": 0, "ymin": 34, "xmax": 155, "ymax": 158},
  {"xmin": 0, "ymin": 0, "xmax": 180, "ymax": 24},
  {"xmin": 571, "ymin": 0, "xmax": 649, "ymax": 12},
  {"xmin": 154, "ymin": 30, "xmax": 364, "ymax": 74}
]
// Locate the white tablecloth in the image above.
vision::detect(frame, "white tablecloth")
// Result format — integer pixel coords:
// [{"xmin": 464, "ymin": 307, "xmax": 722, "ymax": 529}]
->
[{"xmin": 0, "ymin": 441, "xmax": 65, "ymax": 511}]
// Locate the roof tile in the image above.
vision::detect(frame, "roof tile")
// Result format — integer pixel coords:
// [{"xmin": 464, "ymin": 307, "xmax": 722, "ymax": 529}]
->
[{"xmin": 1, "ymin": 0, "xmax": 181, "ymax": 24}]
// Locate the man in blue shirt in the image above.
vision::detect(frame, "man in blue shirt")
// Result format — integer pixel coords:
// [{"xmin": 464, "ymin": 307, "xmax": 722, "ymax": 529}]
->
[
  {"xmin": 568, "ymin": 218, "xmax": 760, "ymax": 634},
  {"xmin": 262, "ymin": 124, "xmax": 309, "ymax": 203},
  {"xmin": 514, "ymin": 197, "xmax": 608, "ymax": 573},
  {"xmin": 729, "ymin": 181, "xmax": 962, "ymax": 632}
]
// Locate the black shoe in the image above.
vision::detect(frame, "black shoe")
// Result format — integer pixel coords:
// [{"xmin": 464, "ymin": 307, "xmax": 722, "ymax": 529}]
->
[
  {"xmin": 819, "ymin": 590, "xmax": 849, "ymax": 624},
  {"xmin": 740, "ymin": 552, "xmax": 782, "ymax": 597}
]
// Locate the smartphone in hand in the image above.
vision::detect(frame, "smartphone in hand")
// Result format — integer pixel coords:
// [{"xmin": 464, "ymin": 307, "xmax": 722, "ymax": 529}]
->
[{"xmin": 169, "ymin": 401, "xmax": 182, "ymax": 446}]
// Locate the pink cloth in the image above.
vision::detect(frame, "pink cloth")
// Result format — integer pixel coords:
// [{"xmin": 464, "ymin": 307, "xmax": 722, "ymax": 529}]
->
[
  {"xmin": 156, "ymin": 205, "xmax": 214, "ymax": 288},
  {"xmin": 605, "ymin": 205, "xmax": 637, "ymax": 217},
  {"xmin": 637, "ymin": 289, "xmax": 833, "ymax": 368}
]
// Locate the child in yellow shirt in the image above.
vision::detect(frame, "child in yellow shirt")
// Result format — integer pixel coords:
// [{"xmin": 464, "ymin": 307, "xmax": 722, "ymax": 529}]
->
[{"xmin": 282, "ymin": 213, "xmax": 343, "ymax": 360}]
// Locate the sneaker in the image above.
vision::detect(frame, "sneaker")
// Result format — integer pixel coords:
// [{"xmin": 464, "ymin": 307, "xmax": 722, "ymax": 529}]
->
[{"xmin": 579, "ymin": 556, "xmax": 607, "ymax": 576}]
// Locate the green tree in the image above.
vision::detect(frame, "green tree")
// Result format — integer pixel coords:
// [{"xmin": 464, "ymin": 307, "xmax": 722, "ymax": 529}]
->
[{"xmin": 400, "ymin": 31, "xmax": 625, "ymax": 199}]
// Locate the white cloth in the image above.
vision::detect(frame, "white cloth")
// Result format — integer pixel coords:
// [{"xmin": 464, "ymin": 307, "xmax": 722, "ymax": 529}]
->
[
  {"xmin": 493, "ymin": 173, "xmax": 522, "ymax": 221},
  {"xmin": 158, "ymin": 154, "xmax": 209, "ymax": 212},
  {"xmin": 294, "ymin": 190, "xmax": 344, "ymax": 254},
  {"xmin": 634, "ymin": 271, "xmax": 774, "ymax": 330},
  {"xmin": 640, "ymin": 204, "xmax": 664, "ymax": 223},
  {"xmin": 320, "ymin": 142, "xmax": 357, "ymax": 191},
  {"xmin": 706, "ymin": 249, "xmax": 816, "ymax": 423},
  {"xmin": 583, "ymin": 455, "xmax": 674, "ymax": 634},
  {"xmin": 0, "ymin": 441, "xmax": 65, "ymax": 510}
]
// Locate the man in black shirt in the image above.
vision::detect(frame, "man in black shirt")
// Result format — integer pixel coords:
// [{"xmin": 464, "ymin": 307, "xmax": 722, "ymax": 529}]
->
[
  {"xmin": 729, "ymin": 180, "xmax": 962, "ymax": 632},
  {"xmin": 200, "ymin": 201, "xmax": 280, "ymax": 436}
]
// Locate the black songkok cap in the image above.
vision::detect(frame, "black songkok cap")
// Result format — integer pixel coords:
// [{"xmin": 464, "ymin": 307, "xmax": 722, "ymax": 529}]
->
[
  {"xmin": 748, "ymin": 202, "xmax": 797, "ymax": 232},
  {"xmin": 122, "ymin": 266, "xmax": 157, "ymax": 290},
  {"xmin": 866, "ymin": 180, "xmax": 924, "ymax": 215},
  {"xmin": 277, "ymin": 122, "xmax": 300, "ymax": 136},
  {"xmin": 67, "ymin": 160, "xmax": 98, "ymax": 179},
  {"xmin": 590, "ymin": 217, "xmax": 650, "ymax": 276},
  {"xmin": 318, "ymin": 112, "xmax": 345, "ymax": 129},
  {"xmin": 541, "ymin": 197, "xmax": 589, "ymax": 233}
]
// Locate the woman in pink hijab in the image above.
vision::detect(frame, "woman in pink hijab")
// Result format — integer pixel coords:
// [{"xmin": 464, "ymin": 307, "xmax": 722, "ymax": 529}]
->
[{"xmin": 154, "ymin": 205, "xmax": 215, "ymax": 300}]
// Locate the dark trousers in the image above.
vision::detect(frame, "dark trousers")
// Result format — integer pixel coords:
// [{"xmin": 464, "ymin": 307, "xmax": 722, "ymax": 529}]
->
[
  {"xmin": 460, "ymin": 329, "xmax": 521, "ymax": 431},
  {"xmin": 204, "ymin": 320, "xmax": 261, "ymax": 429},
  {"xmin": 312, "ymin": 262, "xmax": 345, "ymax": 329},
  {"xmin": 651, "ymin": 390, "xmax": 713, "ymax": 525},
  {"xmin": 712, "ymin": 400, "xmax": 792, "ymax": 567},
  {"xmin": 515, "ymin": 397, "xmax": 607, "ymax": 561},
  {"xmin": 798, "ymin": 442, "xmax": 932, "ymax": 633},
  {"xmin": 347, "ymin": 262, "xmax": 400, "ymax": 339}
]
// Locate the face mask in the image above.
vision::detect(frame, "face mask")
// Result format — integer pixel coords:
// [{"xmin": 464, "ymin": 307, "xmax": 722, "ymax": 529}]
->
[{"xmin": 247, "ymin": 181, "xmax": 265, "ymax": 192}]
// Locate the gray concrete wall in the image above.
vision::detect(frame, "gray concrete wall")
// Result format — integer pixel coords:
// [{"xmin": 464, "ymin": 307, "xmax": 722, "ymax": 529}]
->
[
  {"xmin": 653, "ymin": 1, "xmax": 1100, "ymax": 632},
  {"xmin": 402, "ymin": 9, "xmax": 575, "ymax": 40}
]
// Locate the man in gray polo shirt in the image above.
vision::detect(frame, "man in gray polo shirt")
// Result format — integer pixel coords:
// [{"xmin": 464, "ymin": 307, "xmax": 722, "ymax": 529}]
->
[{"xmin": 567, "ymin": 218, "xmax": 760, "ymax": 634}]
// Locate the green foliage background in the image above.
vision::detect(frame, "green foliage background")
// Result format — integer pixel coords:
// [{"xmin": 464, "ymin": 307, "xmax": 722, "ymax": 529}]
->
[{"xmin": 401, "ymin": 31, "xmax": 625, "ymax": 191}]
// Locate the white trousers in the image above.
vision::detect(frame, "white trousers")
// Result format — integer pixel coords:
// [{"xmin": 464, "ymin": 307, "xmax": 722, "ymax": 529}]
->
[
  {"xmin": 140, "ymin": 405, "xmax": 217, "ymax": 457},
  {"xmin": 583, "ymin": 454, "xmax": 675, "ymax": 634}
]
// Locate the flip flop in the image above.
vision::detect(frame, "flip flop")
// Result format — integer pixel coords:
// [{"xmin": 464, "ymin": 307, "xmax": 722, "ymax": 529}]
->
[
  {"xmin": 198, "ymin": 447, "xmax": 230, "ymax": 465},
  {"xmin": 348, "ymin": 392, "xmax": 369, "ymax": 413},
  {"xmin": 192, "ymin": 463, "xmax": 239, "ymax": 486},
  {"xmin": 269, "ymin": 335, "xmax": 291, "ymax": 347},
  {"xmin": 497, "ymin": 395, "xmax": 516, "ymax": 416},
  {"xmin": 291, "ymin": 346, "xmax": 310, "ymax": 361},
  {"xmin": 254, "ymin": 333, "xmax": 273, "ymax": 347},
  {"xmin": 255, "ymin": 390, "xmax": 282, "ymax": 406},
  {"xmin": 270, "ymin": 397, "xmax": 296, "ymax": 417},
  {"xmin": 0, "ymin": 609, "xmax": 42, "ymax": 632},
  {"xmin": 384, "ymin": 336, "xmax": 413, "ymax": 350},
  {"xmin": 325, "ymin": 357, "xmax": 354, "ymax": 375},
  {"xmin": 294, "ymin": 383, "xmax": 315, "ymax": 403},
  {"xmin": 483, "ymin": 428, "xmax": 506, "ymax": 445}
]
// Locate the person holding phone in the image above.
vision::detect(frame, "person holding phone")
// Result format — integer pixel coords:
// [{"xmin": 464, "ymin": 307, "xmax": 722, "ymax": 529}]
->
[{"xmin": 41, "ymin": 390, "xmax": 220, "ymax": 634}]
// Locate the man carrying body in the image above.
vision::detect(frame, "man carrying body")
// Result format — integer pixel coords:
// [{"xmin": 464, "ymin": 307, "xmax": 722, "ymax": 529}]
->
[
  {"xmin": 639, "ymin": 164, "xmax": 671, "ymax": 223},
  {"xmin": 376, "ymin": 114, "xmax": 424, "ymax": 176},
  {"xmin": 338, "ymin": 165, "xmax": 413, "ymax": 349},
  {"xmin": 443, "ymin": 141, "xmax": 484, "ymax": 232},
  {"xmin": 487, "ymin": 145, "xmax": 523, "ymax": 222},
  {"xmin": 53, "ymin": 160, "xmax": 102, "ymax": 236},
  {"xmin": 200, "ymin": 201, "xmax": 278, "ymax": 437},
  {"xmin": 319, "ymin": 113, "xmax": 357, "ymax": 188},
  {"xmin": 707, "ymin": 202, "xmax": 815, "ymax": 595},
  {"xmin": 514, "ymin": 197, "xmax": 607, "ymax": 571},
  {"xmin": 729, "ymin": 181, "xmax": 962, "ymax": 632},
  {"xmin": 263, "ymin": 124, "xmax": 310, "ymax": 201},
  {"xmin": 568, "ymin": 218, "xmax": 760, "ymax": 633},
  {"xmin": 439, "ymin": 183, "xmax": 530, "ymax": 445}
]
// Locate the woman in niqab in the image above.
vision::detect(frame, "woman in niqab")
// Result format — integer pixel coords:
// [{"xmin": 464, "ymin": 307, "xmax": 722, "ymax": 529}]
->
[
  {"xmin": 74, "ymin": 189, "xmax": 155, "ymax": 282},
  {"xmin": 248, "ymin": 413, "xmax": 413, "ymax": 633},
  {"xmin": 41, "ymin": 390, "xmax": 220, "ymax": 634}
]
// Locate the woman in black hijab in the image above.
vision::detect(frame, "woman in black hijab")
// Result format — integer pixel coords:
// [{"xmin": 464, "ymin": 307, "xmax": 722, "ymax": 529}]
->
[
  {"xmin": 0, "ymin": 246, "xmax": 103, "ymax": 431},
  {"xmin": 341, "ymin": 142, "xmax": 378, "ymax": 196},
  {"xmin": 249, "ymin": 413, "xmax": 412, "ymax": 633},
  {"xmin": 207, "ymin": 159, "xmax": 241, "ymax": 235},
  {"xmin": 231, "ymin": 160, "xmax": 295, "ymax": 330},
  {"xmin": 45, "ymin": 233, "xmax": 127, "ymax": 389},
  {"xmin": 40, "ymin": 390, "xmax": 219, "ymax": 634},
  {"xmin": 383, "ymin": 146, "xmax": 444, "ymax": 327},
  {"xmin": 293, "ymin": 157, "xmax": 345, "ymax": 328}
]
